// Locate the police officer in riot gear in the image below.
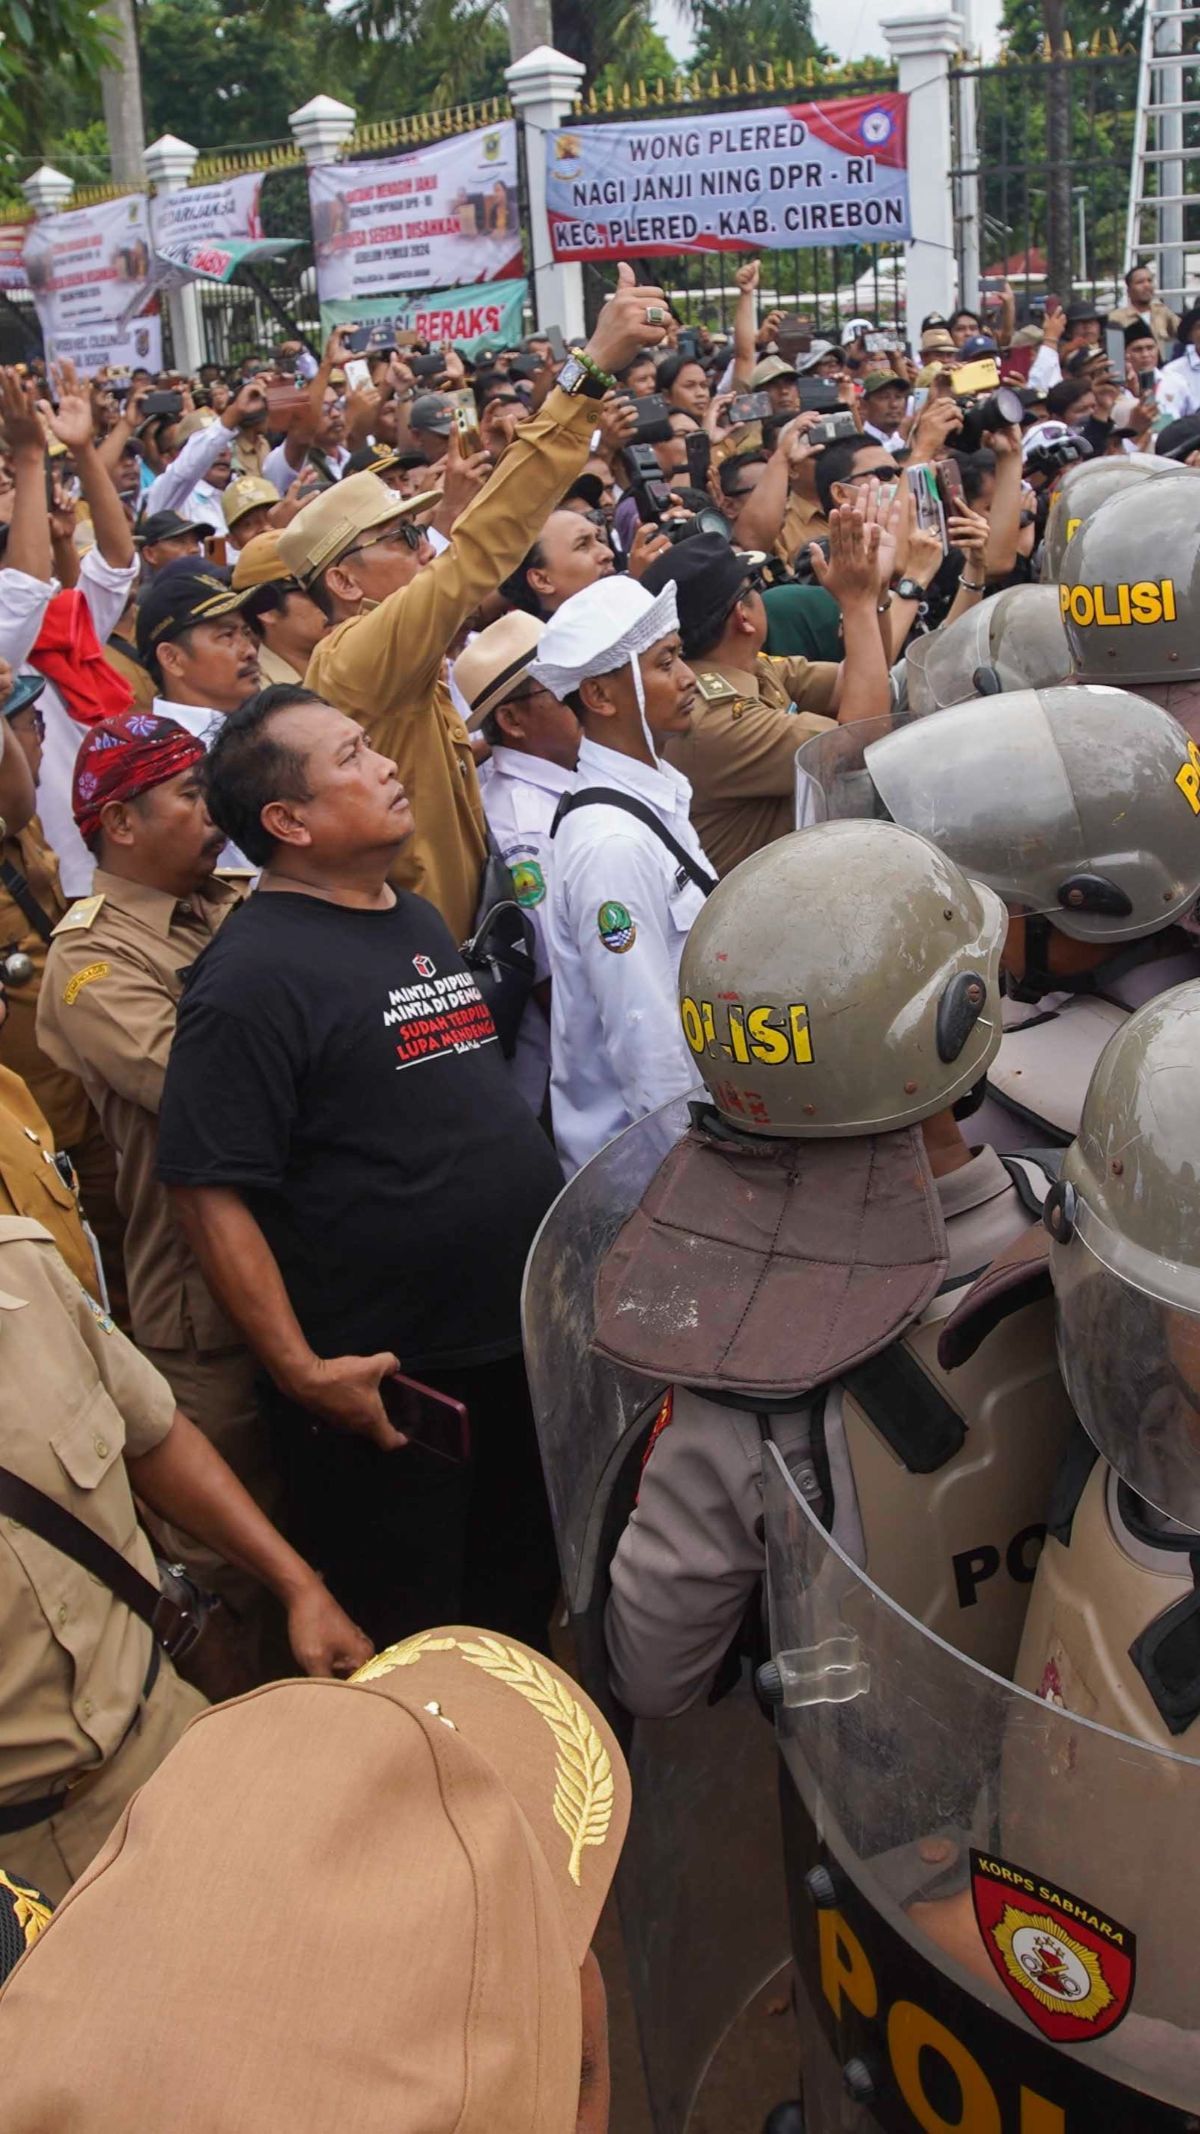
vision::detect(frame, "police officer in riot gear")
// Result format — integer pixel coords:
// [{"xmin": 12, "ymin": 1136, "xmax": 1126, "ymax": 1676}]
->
[
  {"xmin": 1039, "ymin": 450, "xmax": 1191, "ymax": 585},
  {"xmin": 899, "ymin": 581, "xmax": 1070, "ymax": 717},
  {"xmin": 1057, "ymin": 467, "xmax": 1200, "ymax": 737},
  {"xmin": 598, "ymin": 821, "xmax": 1073, "ymax": 1720},
  {"xmin": 796, "ymin": 684, "xmax": 1200, "ymax": 1147}
]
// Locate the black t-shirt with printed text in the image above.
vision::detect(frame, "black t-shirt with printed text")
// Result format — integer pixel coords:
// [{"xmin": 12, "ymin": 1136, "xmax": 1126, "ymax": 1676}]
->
[{"xmin": 156, "ymin": 888, "xmax": 563, "ymax": 1370}]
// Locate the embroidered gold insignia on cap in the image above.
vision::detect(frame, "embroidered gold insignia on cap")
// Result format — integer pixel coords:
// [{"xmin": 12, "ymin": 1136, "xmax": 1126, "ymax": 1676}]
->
[
  {"xmin": 0, "ymin": 1866, "xmax": 52, "ymax": 1947},
  {"xmin": 351, "ymin": 1631, "xmax": 614, "ymax": 1885}
]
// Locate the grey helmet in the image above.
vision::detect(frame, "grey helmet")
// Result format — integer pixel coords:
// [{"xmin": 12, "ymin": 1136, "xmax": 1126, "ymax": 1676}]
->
[
  {"xmin": 1041, "ymin": 452, "xmax": 1192, "ymax": 585},
  {"xmin": 796, "ymin": 686, "xmax": 1200, "ymax": 944},
  {"xmin": 1059, "ymin": 470, "xmax": 1200, "ymax": 686},
  {"xmin": 1047, "ymin": 979, "xmax": 1200, "ymax": 1527},
  {"xmin": 903, "ymin": 583, "xmax": 1070, "ymax": 717},
  {"xmin": 678, "ymin": 819, "xmax": 1005, "ymax": 1137}
]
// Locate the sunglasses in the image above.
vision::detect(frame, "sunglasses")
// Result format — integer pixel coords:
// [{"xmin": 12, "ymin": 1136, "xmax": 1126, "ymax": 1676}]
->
[{"xmin": 345, "ymin": 519, "xmax": 424, "ymax": 561}]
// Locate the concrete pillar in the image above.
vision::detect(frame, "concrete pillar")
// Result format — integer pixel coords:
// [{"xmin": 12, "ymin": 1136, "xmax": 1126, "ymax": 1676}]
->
[
  {"xmin": 21, "ymin": 166, "xmax": 75, "ymax": 217},
  {"xmin": 145, "ymin": 133, "xmax": 205, "ymax": 376},
  {"xmin": 505, "ymin": 44, "xmax": 587, "ymax": 341},
  {"xmin": 881, "ymin": 8, "xmax": 964, "ymax": 348},
  {"xmin": 288, "ymin": 95, "xmax": 358, "ymax": 171}
]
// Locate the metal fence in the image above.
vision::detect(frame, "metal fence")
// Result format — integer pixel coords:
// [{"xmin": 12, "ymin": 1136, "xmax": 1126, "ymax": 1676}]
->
[
  {"xmin": 949, "ymin": 49, "xmax": 1140, "ymax": 319},
  {"xmin": 573, "ymin": 67, "xmax": 910, "ymax": 338}
]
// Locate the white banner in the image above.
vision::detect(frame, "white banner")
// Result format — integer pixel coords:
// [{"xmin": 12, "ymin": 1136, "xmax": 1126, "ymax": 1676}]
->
[
  {"xmin": 546, "ymin": 94, "xmax": 911, "ymax": 259},
  {"xmin": 309, "ymin": 121, "xmax": 522, "ymax": 300},
  {"xmin": 23, "ymin": 194, "xmax": 161, "ymax": 374},
  {"xmin": 0, "ymin": 226, "xmax": 28, "ymax": 293},
  {"xmin": 150, "ymin": 171, "xmax": 264, "ymax": 271}
]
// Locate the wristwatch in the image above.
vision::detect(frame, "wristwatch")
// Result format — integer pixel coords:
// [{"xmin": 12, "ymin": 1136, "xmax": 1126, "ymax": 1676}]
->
[
  {"xmin": 893, "ymin": 575, "xmax": 927, "ymax": 602},
  {"xmin": 558, "ymin": 353, "xmax": 614, "ymax": 402}
]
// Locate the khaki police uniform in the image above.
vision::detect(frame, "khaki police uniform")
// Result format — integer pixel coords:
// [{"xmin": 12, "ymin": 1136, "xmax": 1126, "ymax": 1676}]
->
[
  {"xmin": 664, "ymin": 650, "xmax": 838, "ymax": 877},
  {"xmin": 606, "ymin": 1146, "xmax": 1071, "ymax": 1719},
  {"xmin": 0, "ymin": 1215, "xmax": 205, "ymax": 1901},
  {"xmin": 304, "ymin": 385, "xmax": 597, "ymax": 948},
  {"xmin": 0, "ymin": 822, "xmax": 130, "ymax": 1321},
  {"xmin": 0, "ymin": 1066, "xmax": 96, "ymax": 1295},
  {"xmin": 101, "ymin": 633, "xmax": 156, "ymax": 716},
  {"xmin": 36, "ymin": 874, "xmax": 276, "ymax": 1616},
  {"xmin": 255, "ymin": 642, "xmax": 305, "ymax": 686}
]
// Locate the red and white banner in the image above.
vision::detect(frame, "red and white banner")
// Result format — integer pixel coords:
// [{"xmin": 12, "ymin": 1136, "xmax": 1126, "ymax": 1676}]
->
[
  {"xmin": 23, "ymin": 194, "xmax": 161, "ymax": 374},
  {"xmin": 545, "ymin": 93, "xmax": 910, "ymax": 260}
]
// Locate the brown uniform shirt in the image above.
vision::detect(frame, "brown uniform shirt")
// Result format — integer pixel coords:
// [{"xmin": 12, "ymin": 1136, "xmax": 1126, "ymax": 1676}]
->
[
  {"xmin": 0, "ymin": 1067, "xmax": 94, "ymax": 1292},
  {"xmin": 0, "ymin": 1215, "xmax": 175, "ymax": 1801},
  {"xmin": 256, "ymin": 642, "xmax": 305, "ymax": 686},
  {"xmin": 0, "ymin": 819, "xmax": 90, "ymax": 1150},
  {"xmin": 101, "ymin": 635, "xmax": 156, "ymax": 715},
  {"xmin": 36, "ymin": 873, "xmax": 246, "ymax": 1350},
  {"xmin": 663, "ymin": 651, "xmax": 838, "ymax": 877},
  {"xmin": 304, "ymin": 384, "xmax": 595, "ymax": 947}
]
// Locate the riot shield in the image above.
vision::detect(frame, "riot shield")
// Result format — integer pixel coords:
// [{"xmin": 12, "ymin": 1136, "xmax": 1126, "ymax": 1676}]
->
[
  {"xmin": 904, "ymin": 585, "xmax": 1070, "ymax": 718},
  {"xmin": 762, "ymin": 1438, "xmax": 1200, "ymax": 2131},
  {"xmin": 523, "ymin": 1099, "xmax": 791, "ymax": 2133}
]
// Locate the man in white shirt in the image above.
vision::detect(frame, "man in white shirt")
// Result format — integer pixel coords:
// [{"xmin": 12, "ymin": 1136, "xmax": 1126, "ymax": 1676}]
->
[
  {"xmin": 453, "ymin": 611, "xmax": 579, "ymax": 1115},
  {"xmin": 532, "ymin": 575, "xmax": 714, "ymax": 1177},
  {"xmin": 1156, "ymin": 304, "xmax": 1200, "ymax": 422},
  {"xmin": 134, "ymin": 564, "xmax": 262, "ymax": 875},
  {"xmin": 262, "ymin": 331, "xmax": 352, "ymax": 497},
  {"xmin": 139, "ymin": 381, "xmax": 270, "ymax": 532},
  {"xmin": 858, "ymin": 368, "xmax": 908, "ymax": 450}
]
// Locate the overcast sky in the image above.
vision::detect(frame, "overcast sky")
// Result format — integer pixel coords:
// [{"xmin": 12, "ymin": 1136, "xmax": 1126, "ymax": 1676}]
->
[{"xmin": 650, "ymin": 0, "xmax": 1006, "ymax": 66}]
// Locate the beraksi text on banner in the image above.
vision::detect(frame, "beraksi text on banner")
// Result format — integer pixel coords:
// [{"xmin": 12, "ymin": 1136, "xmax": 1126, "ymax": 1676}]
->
[
  {"xmin": 309, "ymin": 121, "xmax": 523, "ymax": 300},
  {"xmin": 545, "ymin": 93, "xmax": 910, "ymax": 259}
]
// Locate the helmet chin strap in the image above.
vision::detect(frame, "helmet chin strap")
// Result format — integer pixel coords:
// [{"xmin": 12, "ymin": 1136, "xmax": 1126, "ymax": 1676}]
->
[{"xmin": 631, "ymin": 651, "xmax": 658, "ymax": 760}]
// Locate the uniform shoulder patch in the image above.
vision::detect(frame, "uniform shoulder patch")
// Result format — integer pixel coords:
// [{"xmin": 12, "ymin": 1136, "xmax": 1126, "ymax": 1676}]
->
[
  {"xmin": 695, "ymin": 670, "xmax": 738, "ymax": 704},
  {"xmin": 79, "ymin": 1287, "xmax": 115, "ymax": 1335},
  {"xmin": 511, "ymin": 859, "xmax": 546, "ymax": 909},
  {"xmin": 597, "ymin": 900, "xmax": 637, "ymax": 954},
  {"xmin": 62, "ymin": 961, "xmax": 110, "ymax": 1007},
  {"xmin": 51, "ymin": 894, "xmax": 105, "ymax": 937}
]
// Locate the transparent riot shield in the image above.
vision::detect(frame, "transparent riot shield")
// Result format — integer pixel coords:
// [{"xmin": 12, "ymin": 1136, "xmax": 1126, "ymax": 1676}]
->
[
  {"xmin": 904, "ymin": 585, "xmax": 1070, "ymax": 719},
  {"xmin": 522, "ymin": 1099, "xmax": 791, "ymax": 2133},
  {"xmin": 762, "ymin": 1438, "xmax": 1200, "ymax": 2131}
]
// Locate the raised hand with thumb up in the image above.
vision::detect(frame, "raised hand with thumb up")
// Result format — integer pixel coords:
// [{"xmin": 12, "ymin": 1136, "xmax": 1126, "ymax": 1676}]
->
[{"xmin": 584, "ymin": 259, "xmax": 672, "ymax": 377}]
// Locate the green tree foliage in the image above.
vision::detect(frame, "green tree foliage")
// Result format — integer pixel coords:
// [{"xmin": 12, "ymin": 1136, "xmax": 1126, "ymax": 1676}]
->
[
  {"xmin": 688, "ymin": 0, "xmax": 820, "ymax": 78},
  {"xmin": 138, "ymin": 0, "xmax": 360, "ymax": 147},
  {"xmin": 0, "ymin": 0, "xmax": 116, "ymax": 158}
]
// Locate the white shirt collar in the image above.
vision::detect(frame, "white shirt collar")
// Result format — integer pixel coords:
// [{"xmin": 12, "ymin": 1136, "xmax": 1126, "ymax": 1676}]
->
[
  {"xmin": 152, "ymin": 695, "xmax": 224, "ymax": 741},
  {"xmin": 575, "ymin": 734, "xmax": 692, "ymax": 813},
  {"xmin": 488, "ymin": 745, "xmax": 574, "ymax": 797}
]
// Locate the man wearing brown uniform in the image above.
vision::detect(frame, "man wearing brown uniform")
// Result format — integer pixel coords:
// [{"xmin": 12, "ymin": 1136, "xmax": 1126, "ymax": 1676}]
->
[
  {"xmin": 285, "ymin": 264, "xmax": 676, "ymax": 946},
  {"xmin": 37, "ymin": 713, "xmax": 274, "ymax": 1645},
  {"xmin": 642, "ymin": 525, "xmax": 892, "ymax": 877}
]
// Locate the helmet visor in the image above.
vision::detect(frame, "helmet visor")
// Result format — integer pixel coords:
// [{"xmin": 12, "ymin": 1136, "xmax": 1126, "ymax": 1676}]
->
[{"xmin": 795, "ymin": 714, "xmax": 895, "ymax": 829}]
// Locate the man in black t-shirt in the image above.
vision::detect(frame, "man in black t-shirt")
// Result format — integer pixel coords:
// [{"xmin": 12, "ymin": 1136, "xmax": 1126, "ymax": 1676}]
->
[{"xmin": 157, "ymin": 684, "xmax": 564, "ymax": 1649}]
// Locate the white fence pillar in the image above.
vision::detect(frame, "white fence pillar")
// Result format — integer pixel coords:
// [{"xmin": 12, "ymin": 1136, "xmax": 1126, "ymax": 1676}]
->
[
  {"xmin": 21, "ymin": 165, "xmax": 74, "ymax": 218},
  {"xmin": 505, "ymin": 44, "xmax": 586, "ymax": 340},
  {"xmin": 288, "ymin": 95, "xmax": 357, "ymax": 171},
  {"xmin": 145, "ymin": 133, "xmax": 205, "ymax": 375},
  {"xmin": 882, "ymin": 9, "xmax": 964, "ymax": 346}
]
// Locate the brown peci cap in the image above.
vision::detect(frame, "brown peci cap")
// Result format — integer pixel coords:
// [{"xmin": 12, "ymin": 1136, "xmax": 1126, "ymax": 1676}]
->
[
  {"xmin": 0, "ymin": 1630, "xmax": 632, "ymax": 2133},
  {"xmin": 222, "ymin": 474, "xmax": 279, "ymax": 534},
  {"xmin": 276, "ymin": 470, "xmax": 407, "ymax": 584},
  {"xmin": 453, "ymin": 611, "xmax": 546, "ymax": 729},
  {"xmin": 230, "ymin": 529, "xmax": 294, "ymax": 591}
]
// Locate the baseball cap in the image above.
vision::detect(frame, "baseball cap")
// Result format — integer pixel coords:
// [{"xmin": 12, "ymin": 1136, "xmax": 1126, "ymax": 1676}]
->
[
  {"xmin": 276, "ymin": 471, "xmax": 408, "ymax": 585},
  {"xmin": 135, "ymin": 564, "xmax": 252, "ymax": 660},
  {"xmin": 0, "ymin": 673, "xmax": 46, "ymax": 720},
  {"xmin": 345, "ymin": 441, "xmax": 426, "ymax": 477},
  {"xmin": 919, "ymin": 327, "xmax": 957, "ymax": 357},
  {"xmin": 862, "ymin": 368, "xmax": 901, "ymax": 395},
  {"xmin": 222, "ymin": 474, "xmax": 279, "ymax": 534},
  {"xmin": 0, "ymin": 1630, "xmax": 632, "ymax": 2133},
  {"xmin": 134, "ymin": 509, "xmax": 211, "ymax": 548},
  {"xmin": 409, "ymin": 391, "xmax": 455, "ymax": 436},
  {"xmin": 751, "ymin": 354, "xmax": 798, "ymax": 389},
  {"xmin": 453, "ymin": 612, "xmax": 546, "ymax": 729},
  {"xmin": 958, "ymin": 334, "xmax": 1000, "ymax": 360},
  {"xmin": 230, "ymin": 530, "xmax": 294, "ymax": 592}
]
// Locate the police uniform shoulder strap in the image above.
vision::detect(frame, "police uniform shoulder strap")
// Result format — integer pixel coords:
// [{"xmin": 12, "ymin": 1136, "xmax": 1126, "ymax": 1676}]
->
[
  {"xmin": 50, "ymin": 894, "xmax": 105, "ymax": 938},
  {"xmin": 550, "ymin": 790, "xmax": 718, "ymax": 897},
  {"xmin": 694, "ymin": 670, "xmax": 738, "ymax": 705}
]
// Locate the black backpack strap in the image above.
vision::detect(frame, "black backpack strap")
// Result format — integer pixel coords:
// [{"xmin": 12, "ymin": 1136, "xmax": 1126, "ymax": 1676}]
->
[
  {"xmin": 0, "ymin": 858, "xmax": 54, "ymax": 944},
  {"xmin": 0, "ymin": 1463, "xmax": 197, "ymax": 1657},
  {"xmin": 551, "ymin": 788, "xmax": 717, "ymax": 897}
]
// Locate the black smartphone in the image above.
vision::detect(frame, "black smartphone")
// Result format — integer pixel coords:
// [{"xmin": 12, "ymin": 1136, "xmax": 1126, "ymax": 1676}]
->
[
  {"xmin": 410, "ymin": 352, "xmax": 448, "ymax": 380},
  {"xmin": 797, "ymin": 379, "xmax": 839, "ymax": 412},
  {"xmin": 808, "ymin": 408, "xmax": 858, "ymax": 447},
  {"xmin": 143, "ymin": 389, "xmax": 183, "ymax": 420},
  {"xmin": 381, "ymin": 1372, "xmax": 470, "ymax": 1464},
  {"xmin": 342, "ymin": 323, "xmax": 372, "ymax": 355},
  {"xmin": 633, "ymin": 392, "xmax": 674, "ymax": 445},
  {"xmin": 544, "ymin": 323, "xmax": 568, "ymax": 363},
  {"xmin": 727, "ymin": 390, "xmax": 771, "ymax": 426},
  {"xmin": 1138, "ymin": 368, "xmax": 1158, "ymax": 393},
  {"xmin": 684, "ymin": 431, "xmax": 711, "ymax": 489}
]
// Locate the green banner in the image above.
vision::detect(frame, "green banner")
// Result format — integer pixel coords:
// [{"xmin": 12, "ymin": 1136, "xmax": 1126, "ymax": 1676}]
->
[{"xmin": 320, "ymin": 278, "xmax": 529, "ymax": 358}]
